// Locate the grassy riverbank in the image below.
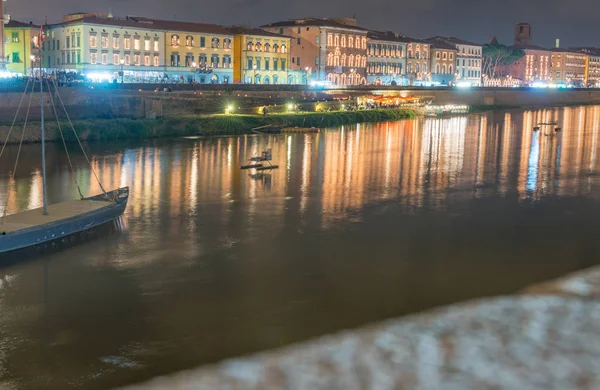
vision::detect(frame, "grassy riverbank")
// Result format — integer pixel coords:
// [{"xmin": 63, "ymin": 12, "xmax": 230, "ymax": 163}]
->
[{"xmin": 0, "ymin": 109, "xmax": 416, "ymax": 143}]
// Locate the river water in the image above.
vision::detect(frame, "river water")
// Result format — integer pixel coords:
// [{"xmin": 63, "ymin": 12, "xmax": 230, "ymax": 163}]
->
[{"xmin": 2, "ymin": 106, "xmax": 600, "ymax": 389}]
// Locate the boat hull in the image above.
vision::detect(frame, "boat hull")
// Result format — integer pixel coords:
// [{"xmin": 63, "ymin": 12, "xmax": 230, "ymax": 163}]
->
[{"xmin": 0, "ymin": 187, "xmax": 129, "ymax": 255}]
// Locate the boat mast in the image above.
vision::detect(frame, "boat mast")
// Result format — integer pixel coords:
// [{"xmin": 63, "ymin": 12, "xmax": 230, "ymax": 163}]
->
[{"xmin": 40, "ymin": 26, "xmax": 47, "ymax": 215}]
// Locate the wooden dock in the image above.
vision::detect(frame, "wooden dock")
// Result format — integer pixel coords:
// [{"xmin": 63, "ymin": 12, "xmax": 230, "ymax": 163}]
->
[{"xmin": 1, "ymin": 199, "xmax": 111, "ymax": 233}]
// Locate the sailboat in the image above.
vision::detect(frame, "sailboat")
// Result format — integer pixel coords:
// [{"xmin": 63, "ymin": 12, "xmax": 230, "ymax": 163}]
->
[{"xmin": 0, "ymin": 28, "xmax": 128, "ymax": 255}]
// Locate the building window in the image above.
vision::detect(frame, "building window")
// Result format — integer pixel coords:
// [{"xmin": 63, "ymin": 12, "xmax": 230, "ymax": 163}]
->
[
  {"xmin": 144, "ymin": 55, "xmax": 150, "ymax": 66},
  {"xmin": 66, "ymin": 37, "xmax": 70, "ymax": 49},
  {"xmin": 76, "ymin": 34, "xmax": 81, "ymax": 47},
  {"xmin": 247, "ymin": 41, "xmax": 254, "ymax": 51},
  {"xmin": 124, "ymin": 37, "xmax": 131, "ymax": 50},
  {"xmin": 113, "ymin": 36, "xmax": 119, "ymax": 49},
  {"xmin": 154, "ymin": 56, "xmax": 159, "ymax": 67},
  {"xmin": 256, "ymin": 42, "xmax": 262, "ymax": 52},
  {"xmin": 279, "ymin": 28, "xmax": 284, "ymax": 34},
  {"xmin": 449, "ymin": 65, "xmax": 453, "ymax": 74},
  {"xmin": 200, "ymin": 37, "xmax": 206, "ymax": 48},
  {"xmin": 348, "ymin": 36, "xmax": 354, "ymax": 48},
  {"xmin": 211, "ymin": 38, "xmax": 220, "ymax": 48},
  {"xmin": 101, "ymin": 35, "xmax": 108, "ymax": 49},
  {"xmin": 362, "ymin": 37, "xmax": 367, "ymax": 49},
  {"xmin": 154, "ymin": 40, "xmax": 159, "ymax": 52},
  {"xmin": 449, "ymin": 53, "xmax": 453, "ymax": 60},
  {"xmin": 170, "ymin": 53, "xmax": 180, "ymax": 66},
  {"xmin": 101, "ymin": 53, "xmax": 108, "ymax": 64},
  {"xmin": 134, "ymin": 38, "xmax": 140, "ymax": 50},
  {"xmin": 90, "ymin": 52, "xmax": 97, "ymax": 64},
  {"xmin": 327, "ymin": 33, "xmax": 333, "ymax": 47},
  {"xmin": 264, "ymin": 43, "xmax": 271, "ymax": 53},
  {"xmin": 316, "ymin": 36, "xmax": 320, "ymax": 45},
  {"xmin": 341, "ymin": 35, "xmax": 346, "ymax": 48},
  {"xmin": 315, "ymin": 56, "xmax": 319, "ymax": 65},
  {"xmin": 186, "ymin": 35, "xmax": 193, "ymax": 47},
  {"xmin": 171, "ymin": 35, "xmax": 179, "ymax": 47},
  {"xmin": 334, "ymin": 35, "xmax": 339, "ymax": 47},
  {"xmin": 77, "ymin": 52, "xmax": 81, "ymax": 64},
  {"xmin": 273, "ymin": 58, "xmax": 278, "ymax": 70},
  {"xmin": 297, "ymin": 37, "xmax": 301, "ymax": 45},
  {"xmin": 442, "ymin": 52, "xmax": 447, "ymax": 60},
  {"xmin": 144, "ymin": 38, "xmax": 151, "ymax": 51},
  {"xmin": 11, "ymin": 32, "xmax": 19, "ymax": 43},
  {"xmin": 255, "ymin": 57, "xmax": 261, "ymax": 70},
  {"xmin": 281, "ymin": 59, "xmax": 286, "ymax": 71},
  {"xmin": 90, "ymin": 35, "xmax": 97, "ymax": 48},
  {"xmin": 436, "ymin": 52, "xmax": 440, "ymax": 59},
  {"xmin": 223, "ymin": 55, "xmax": 231, "ymax": 68},
  {"xmin": 247, "ymin": 57, "xmax": 253, "ymax": 70},
  {"xmin": 124, "ymin": 54, "xmax": 130, "ymax": 65},
  {"xmin": 113, "ymin": 54, "xmax": 120, "ymax": 65},
  {"xmin": 134, "ymin": 54, "xmax": 141, "ymax": 66},
  {"xmin": 297, "ymin": 57, "xmax": 300, "ymax": 66},
  {"xmin": 556, "ymin": 71, "xmax": 560, "ymax": 78},
  {"xmin": 407, "ymin": 63, "xmax": 412, "ymax": 73},
  {"xmin": 281, "ymin": 44, "xmax": 287, "ymax": 53},
  {"xmin": 265, "ymin": 58, "xmax": 270, "ymax": 70}
]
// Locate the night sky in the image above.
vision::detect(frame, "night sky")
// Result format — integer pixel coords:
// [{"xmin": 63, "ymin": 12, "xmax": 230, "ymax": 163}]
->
[{"xmin": 6, "ymin": 0, "xmax": 600, "ymax": 48}]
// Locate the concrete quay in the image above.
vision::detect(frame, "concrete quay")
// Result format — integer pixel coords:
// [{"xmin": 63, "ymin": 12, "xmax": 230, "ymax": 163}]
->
[{"xmin": 121, "ymin": 266, "xmax": 600, "ymax": 390}]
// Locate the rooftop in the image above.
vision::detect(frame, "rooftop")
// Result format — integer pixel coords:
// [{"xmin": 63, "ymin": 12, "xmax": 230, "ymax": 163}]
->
[
  {"xmin": 428, "ymin": 36, "xmax": 482, "ymax": 47},
  {"xmin": 224, "ymin": 26, "xmax": 290, "ymax": 39},
  {"xmin": 5, "ymin": 19, "xmax": 39, "ymax": 29},
  {"xmin": 261, "ymin": 17, "xmax": 368, "ymax": 31},
  {"xmin": 48, "ymin": 15, "xmax": 233, "ymax": 36},
  {"xmin": 423, "ymin": 38, "xmax": 457, "ymax": 51},
  {"xmin": 367, "ymin": 30, "xmax": 423, "ymax": 44},
  {"xmin": 510, "ymin": 44, "xmax": 552, "ymax": 52}
]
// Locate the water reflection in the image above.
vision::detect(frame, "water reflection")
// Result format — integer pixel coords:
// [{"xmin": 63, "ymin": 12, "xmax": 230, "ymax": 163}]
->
[{"xmin": 2, "ymin": 106, "xmax": 600, "ymax": 389}]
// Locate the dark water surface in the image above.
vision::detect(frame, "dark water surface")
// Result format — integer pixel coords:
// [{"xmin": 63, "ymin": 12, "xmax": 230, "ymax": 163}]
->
[{"xmin": 2, "ymin": 106, "xmax": 600, "ymax": 389}]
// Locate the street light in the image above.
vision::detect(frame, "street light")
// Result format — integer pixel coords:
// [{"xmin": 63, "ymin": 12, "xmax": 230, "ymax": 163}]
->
[{"xmin": 119, "ymin": 58, "xmax": 125, "ymax": 83}]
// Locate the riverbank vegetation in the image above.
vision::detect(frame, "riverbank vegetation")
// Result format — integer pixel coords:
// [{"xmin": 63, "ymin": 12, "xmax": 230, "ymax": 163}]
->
[{"xmin": 0, "ymin": 109, "xmax": 417, "ymax": 143}]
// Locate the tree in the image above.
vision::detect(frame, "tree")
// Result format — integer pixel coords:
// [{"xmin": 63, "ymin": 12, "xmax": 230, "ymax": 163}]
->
[{"xmin": 483, "ymin": 44, "xmax": 525, "ymax": 79}]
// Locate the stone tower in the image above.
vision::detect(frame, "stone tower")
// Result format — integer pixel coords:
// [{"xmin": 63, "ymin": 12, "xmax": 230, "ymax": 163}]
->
[{"xmin": 514, "ymin": 23, "xmax": 532, "ymax": 46}]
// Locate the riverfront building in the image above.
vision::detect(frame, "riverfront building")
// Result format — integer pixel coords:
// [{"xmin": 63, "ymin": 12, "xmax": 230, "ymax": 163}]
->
[
  {"xmin": 366, "ymin": 31, "xmax": 407, "ymax": 86},
  {"xmin": 571, "ymin": 47, "xmax": 600, "ymax": 87},
  {"xmin": 3, "ymin": 20, "xmax": 40, "ymax": 75},
  {"xmin": 44, "ymin": 13, "xmax": 166, "ymax": 82},
  {"xmin": 424, "ymin": 39, "xmax": 457, "ymax": 85},
  {"xmin": 262, "ymin": 17, "xmax": 368, "ymax": 86},
  {"xmin": 159, "ymin": 20, "xmax": 234, "ymax": 84},
  {"xmin": 428, "ymin": 36, "xmax": 482, "ymax": 86},
  {"xmin": 227, "ymin": 26, "xmax": 301, "ymax": 84},
  {"xmin": 551, "ymin": 49, "xmax": 587, "ymax": 87}
]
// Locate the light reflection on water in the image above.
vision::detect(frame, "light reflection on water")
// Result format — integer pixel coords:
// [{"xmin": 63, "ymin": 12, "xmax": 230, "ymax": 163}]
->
[{"xmin": 1, "ymin": 106, "xmax": 600, "ymax": 389}]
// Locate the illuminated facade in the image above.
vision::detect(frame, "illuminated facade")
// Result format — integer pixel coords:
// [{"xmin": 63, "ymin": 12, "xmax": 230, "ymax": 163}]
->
[
  {"xmin": 0, "ymin": 0, "xmax": 7, "ymax": 69},
  {"xmin": 552, "ymin": 49, "xmax": 587, "ymax": 87},
  {"xmin": 3, "ymin": 20, "xmax": 40, "ymax": 75},
  {"xmin": 426, "ymin": 40, "xmax": 457, "ymax": 85},
  {"xmin": 499, "ymin": 45, "xmax": 551, "ymax": 84},
  {"xmin": 228, "ymin": 27, "xmax": 299, "ymax": 84},
  {"xmin": 428, "ymin": 36, "xmax": 482, "ymax": 86},
  {"xmin": 262, "ymin": 18, "xmax": 368, "ymax": 86},
  {"xmin": 44, "ymin": 13, "xmax": 166, "ymax": 82},
  {"xmin": 161, "ymin": 21, "xmax": 234, "ymax": 84},
  {"xmin": 571, "ymin": 47, "xmax": 600, "ymax": 87},
  {"xmin": 366, "ymin": 31, "xmax": 406, "ymax": 86},
  {"xmin": 405, "ymin": 41, "xmax": 430, "ymax": 85}
]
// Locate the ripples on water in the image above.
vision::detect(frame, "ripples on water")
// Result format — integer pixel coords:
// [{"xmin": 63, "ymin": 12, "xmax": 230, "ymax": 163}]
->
[{"xmin": 2, "ymin": 106, "xmax": 600, "ymax": 388}]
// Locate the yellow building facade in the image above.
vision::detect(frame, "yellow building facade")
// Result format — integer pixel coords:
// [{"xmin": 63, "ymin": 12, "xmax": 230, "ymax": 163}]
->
[
  {"xmin": 229, "ymin": 27, "xmax": 295, "ymax": 84},
  {"xmin": 158, "ymin": 20, "xmax": 235, "ymax": 84},
  {"xmin": 3, "ymin": 20, "xmax": 40, "ymax": 75}
]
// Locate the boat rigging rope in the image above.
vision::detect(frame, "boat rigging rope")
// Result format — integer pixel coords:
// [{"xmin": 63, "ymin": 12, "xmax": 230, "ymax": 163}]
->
[
  {"xmin": 50, "ymin": 80, "xmax": 109, "ymax": 198},
  {"xmin": 0, "ymin": 78, "xmax": 31, "ymax": 163},
  {"xmin": 0, "ymin": 81, "xmax": 36, "ymax": 230},
  {"xmin": 44, "ymin": 79, "xmax": 85, "ymax": 200}
]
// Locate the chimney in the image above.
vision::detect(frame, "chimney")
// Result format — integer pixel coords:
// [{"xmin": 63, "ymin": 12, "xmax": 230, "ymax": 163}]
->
[{"xmin": 556, "ymin": 38, "xmax": 560, "ymax": 48}]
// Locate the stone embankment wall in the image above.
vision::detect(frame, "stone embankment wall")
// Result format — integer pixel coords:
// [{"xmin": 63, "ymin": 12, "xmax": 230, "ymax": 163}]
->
[
  {"xmin": 122, "ymin": 266, "xmax": 600, "ymax": 390},
  {"xmin": 2, "ymin": 85, "xmax": 600, "ymax": 122}
]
